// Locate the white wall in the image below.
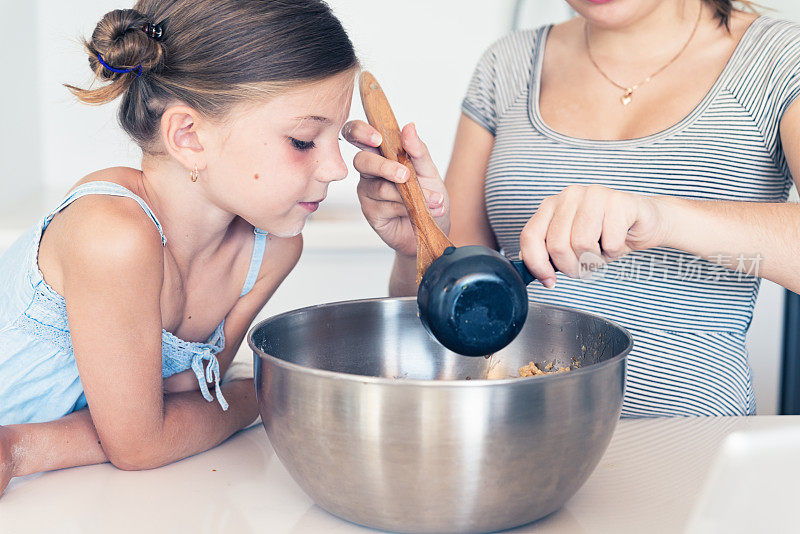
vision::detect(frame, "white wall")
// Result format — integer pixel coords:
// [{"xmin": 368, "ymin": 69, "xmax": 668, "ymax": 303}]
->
[
  {"xmin": 36, "ymin": 1, "xmax": 145, "ymax": 198},
  {"xmin": 0, "ymin": 0, "xmax": 41, "ymax": 212}
]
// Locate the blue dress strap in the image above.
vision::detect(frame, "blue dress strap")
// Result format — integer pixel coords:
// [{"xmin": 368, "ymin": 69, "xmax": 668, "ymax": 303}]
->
[
  {"xmin": 191, "ymin": 346, "xmax": 229, "ymax": 411},
  {"xmin": 44, "ymin": 180, "xmax": 167, "ymax": 247},
  {"xmin": 240, "ymin": 228, "xmax": 268, "ymax": 297}
]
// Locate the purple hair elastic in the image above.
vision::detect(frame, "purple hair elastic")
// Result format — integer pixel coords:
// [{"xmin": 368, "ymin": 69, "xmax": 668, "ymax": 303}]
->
[{"xmin": 96, "ymin": 53, "xmax": 143, "ymax": 78}]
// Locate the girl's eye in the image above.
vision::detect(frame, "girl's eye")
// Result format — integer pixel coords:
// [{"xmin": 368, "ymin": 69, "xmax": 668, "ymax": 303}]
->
[{"xmin": 289, "ymin": 137, "xmax": 316, "ymax": 151}]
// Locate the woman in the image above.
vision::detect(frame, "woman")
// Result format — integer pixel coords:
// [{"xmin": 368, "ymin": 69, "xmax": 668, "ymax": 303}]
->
[{"xmin": 345, "ymin": 0, "xmax": 800, "ymax": 416}]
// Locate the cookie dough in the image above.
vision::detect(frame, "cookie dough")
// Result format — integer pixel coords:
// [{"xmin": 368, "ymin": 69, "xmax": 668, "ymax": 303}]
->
[{"xmin": 518, "ymin": 362, "xmax": 571, "ymax": 377}]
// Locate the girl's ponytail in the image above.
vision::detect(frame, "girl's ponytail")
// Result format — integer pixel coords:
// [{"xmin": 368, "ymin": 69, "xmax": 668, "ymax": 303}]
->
[
  {"xmin": 66, "ymin": 9, "xmax": 165, "ymax": 106},
  {"xmin": 65, "ymin": 1, "xmax": 358, "ymax": 153}
]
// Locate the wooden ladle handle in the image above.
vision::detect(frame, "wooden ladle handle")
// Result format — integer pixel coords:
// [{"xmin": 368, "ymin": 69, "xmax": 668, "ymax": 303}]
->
[{"xmin": 359, "ymin": 71, "xmax": 453, "ymax": 283}]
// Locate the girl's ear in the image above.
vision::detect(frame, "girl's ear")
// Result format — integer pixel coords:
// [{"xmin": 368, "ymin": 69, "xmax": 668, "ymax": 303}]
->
[{"xmin": 160, "ymin": 105, "xmax": 207, "ymax": 171}]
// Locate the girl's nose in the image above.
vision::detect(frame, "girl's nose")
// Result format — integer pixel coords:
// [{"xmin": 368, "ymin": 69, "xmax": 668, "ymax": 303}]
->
[{"xmin": 318, "ymin": 151, "xmax": 349, "ymax": 183}]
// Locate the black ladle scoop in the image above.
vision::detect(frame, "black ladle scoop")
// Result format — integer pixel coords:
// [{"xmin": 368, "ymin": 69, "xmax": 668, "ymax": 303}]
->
[
  {"xmin": 418, "ymin": 245, "xmax": 543, "ymax": 356},
  {"xmin": 360, "ymin": 72, "xmax": 547, "ymax": 357}
]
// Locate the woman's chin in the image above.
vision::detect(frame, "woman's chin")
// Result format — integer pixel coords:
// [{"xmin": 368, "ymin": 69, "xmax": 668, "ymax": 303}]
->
[{"xmin": 570, "ymin": 0, "xmax": 647, "ymax": 29}]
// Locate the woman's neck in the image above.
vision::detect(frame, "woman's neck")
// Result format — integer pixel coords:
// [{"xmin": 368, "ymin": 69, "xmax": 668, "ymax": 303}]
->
[
  {"xmin": 585, "ymin": 0, "xmax": 707, "ymax": 61},
  {"xmin": 137, "ymin": 157, "xmax": 238, "ymax": 270}
]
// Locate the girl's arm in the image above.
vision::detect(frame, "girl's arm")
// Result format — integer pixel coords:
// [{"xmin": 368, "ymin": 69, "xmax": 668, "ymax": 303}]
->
[
  {"xmin": 61, "ymin": 199, "xmax": 243, "ymax": 470},
  {"xmin": 3, "ymin": 378, "xmax": 255, "ymax": 478},
  {"xmin": 1, "ymin": 225, "xmax": 301, "ymax": 499},
  {"xmin": 54, "ymin": 199, "xmax": 299, "ymax": 471}
]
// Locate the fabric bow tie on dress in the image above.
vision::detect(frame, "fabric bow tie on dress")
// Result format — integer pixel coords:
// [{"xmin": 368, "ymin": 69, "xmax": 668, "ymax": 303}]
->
[{"xmin": 191, "ymin": 348, "xmax": 229, "ymax": 411}]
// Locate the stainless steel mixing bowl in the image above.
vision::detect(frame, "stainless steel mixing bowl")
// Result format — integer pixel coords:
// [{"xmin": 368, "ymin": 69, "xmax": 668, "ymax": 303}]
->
[{"xmin": 249, "ymin": 297, "xmax": 632, "ymax": 533}]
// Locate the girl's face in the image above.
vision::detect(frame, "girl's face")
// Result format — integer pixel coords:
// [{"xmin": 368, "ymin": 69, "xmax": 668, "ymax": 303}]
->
[
  {"xmin": 564, "ymin": 0, "xmax": 670, "ymax": 29},
  {"xmin": 202, "ymin": 71, "xmax": 355, "ymax": 237}
]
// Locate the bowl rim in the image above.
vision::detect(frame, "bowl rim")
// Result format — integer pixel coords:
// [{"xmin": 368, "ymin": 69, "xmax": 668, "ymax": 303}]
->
[{"xmin": 247, "ymin": 296, "xmax": 633, "ymax": 387}]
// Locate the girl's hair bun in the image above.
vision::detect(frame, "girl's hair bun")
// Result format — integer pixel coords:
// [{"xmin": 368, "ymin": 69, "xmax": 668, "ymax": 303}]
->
[
  {"xmin": 68, "ymin": 9, "xmax": 165, "ymax": 105},
  {"xmin": 65, "ymin": 0, "xmax": 358, "ymax": 153}
]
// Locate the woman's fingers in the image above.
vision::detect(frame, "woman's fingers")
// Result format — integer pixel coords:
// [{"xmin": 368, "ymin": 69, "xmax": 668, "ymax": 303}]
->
[
  {"xmin": 353, "ymin": 150, "xmax": 410, "ymax": 184},
  {"xmin": 521, "ymin": 185, "xmax": 640, "ymax": 285},
  {"xmin": 342, "ymin": 120, "xmax": 382, "ymax": 152},
  {"xmin": 359, "ymin": 195, "xmax": 413, "ymax": 221},
  {"xmin": 571, "ymin": 186, "xmax": 609, "ymax": 276},
  {"xmin": 349, "ymin": 120, "xmax": 449, "ymax": 244},
  {"xmin": 520, "ymin": 199, "xmax": 558, "ymax": 288},
  {"xmin": 401, "ymin": 123, "xmax": 440, "ymax": 179},
  {"xmin": 601, "ymin": 198, "xmax": 634, "ymax": 260},
  {"xmin": 357, "ymin": 176, "xmax": 402, "ymax": 204},
  {"xmin": 358, "ymin": 176, "xmax": 444, "ymax": 210},
  {"xmin": 545, "ymin": 187, "xmax": 582, "ymax": 278}
]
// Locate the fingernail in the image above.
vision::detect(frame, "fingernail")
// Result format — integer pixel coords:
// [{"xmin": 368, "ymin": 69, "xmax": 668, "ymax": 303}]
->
[
  {"xmin": 396, "ymin": 167, "xmax": 409, "ymax": 181},
  {"xmin": 429, "ymin": 192, "xmax": 443, "ymax": 205},
  {"xmin": 542, "ymin": 277, "xmax": 556, "ymax": 289},
  {"xmin": 371, "ymin": 133, "xmax": 383, "ymax": 145}
]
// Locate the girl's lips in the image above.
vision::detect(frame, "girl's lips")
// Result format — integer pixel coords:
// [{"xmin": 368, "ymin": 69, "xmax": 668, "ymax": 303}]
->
[
  {"xmin": 299, "ymin": 202, "xmax": 320, "ymax": 213},
  {"xmin": 585, "ymin": 0, "xmax": 614, "ymax": 4}
]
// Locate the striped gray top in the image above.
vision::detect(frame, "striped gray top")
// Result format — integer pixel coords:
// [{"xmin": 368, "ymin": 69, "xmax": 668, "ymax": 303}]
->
[{"xmin": 462, "ymin": 16, "xmax": 800, "ymax": 416}]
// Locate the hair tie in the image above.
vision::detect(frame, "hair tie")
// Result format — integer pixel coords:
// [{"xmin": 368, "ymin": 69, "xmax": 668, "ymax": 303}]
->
[
  {"xmin": 142, "ymin": 22, "xmax": 164, "ymax": 41},
  {"xmin": 96, "ymin": 53, "xmax": 143, "ymax": 78}
]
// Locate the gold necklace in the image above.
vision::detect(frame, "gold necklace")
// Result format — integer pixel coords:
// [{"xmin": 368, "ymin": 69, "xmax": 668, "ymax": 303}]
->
[{"xmin": 585, "ymin": 5, "xmax": 703, "ymax": 106}]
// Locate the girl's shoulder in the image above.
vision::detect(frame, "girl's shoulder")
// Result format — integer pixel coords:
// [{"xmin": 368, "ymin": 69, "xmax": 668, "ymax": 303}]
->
[
  {"xmin": 38, "ymin": 168, "xmax": 165, "ymax": 298},
  {"xmin": 52, "ymin": 168, "xmax": 165, "ymax": 254},
  {"xmin": 70, "ymin": 166, "xmax": 144, "ymax": 191}
]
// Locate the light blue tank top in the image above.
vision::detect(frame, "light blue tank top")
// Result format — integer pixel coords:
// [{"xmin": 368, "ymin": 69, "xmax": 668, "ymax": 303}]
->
[{"xmin": 0, "ymin": 181, "xmax": 268, "ymax": 424}]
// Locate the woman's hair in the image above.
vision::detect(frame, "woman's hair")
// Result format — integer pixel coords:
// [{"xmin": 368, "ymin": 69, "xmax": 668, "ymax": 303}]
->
[
  {"xmin": 66, "ymin": 0, "xmax": 359, "ymax": 152},
  {"xmin": 702, "ymin": 0, "xmax": 760, "ymax": 30}
]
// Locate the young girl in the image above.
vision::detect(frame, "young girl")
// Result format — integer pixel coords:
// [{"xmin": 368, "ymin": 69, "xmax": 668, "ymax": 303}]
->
[{"xmin": 0, "ymin": 0, "xmax": 358, "ymax": 496}]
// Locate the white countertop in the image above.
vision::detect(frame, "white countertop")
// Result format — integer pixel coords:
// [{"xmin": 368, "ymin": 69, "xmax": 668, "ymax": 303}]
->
[{"xmin": 3, "ymin": 415, "xmax": 798, "ymax": 533}]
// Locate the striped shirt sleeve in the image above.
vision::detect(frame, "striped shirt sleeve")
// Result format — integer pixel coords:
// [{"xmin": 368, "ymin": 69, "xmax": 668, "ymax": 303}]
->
[
  {"xmin": 462, "ymin": 42, "xmax": 501, "ymax": 134},
  {"xmin": 731, "ymin": 19, "xmax": 800, "ymax": 171},
  {"xmin": 461, "ymin": 30, "xmax": 540, "ymax": 135},
  {"xmin": 772, "ymin": 24, "xmax": 800, "ymax": 119}
]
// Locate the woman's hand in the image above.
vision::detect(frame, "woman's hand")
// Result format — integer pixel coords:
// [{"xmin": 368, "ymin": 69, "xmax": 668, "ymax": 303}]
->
[
  {"xmin": 520, "ymin": 185, "xmax": 669, "ymax": 287},
  {"xmin": 342, "ymin": 120, "xmax": 450, "ymax": 258}
]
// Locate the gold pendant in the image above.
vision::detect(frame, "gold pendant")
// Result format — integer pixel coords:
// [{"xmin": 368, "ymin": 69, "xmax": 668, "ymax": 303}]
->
[{"xmin": 620, "ymin": 88, "xmax": 633, "ymax": 106}]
